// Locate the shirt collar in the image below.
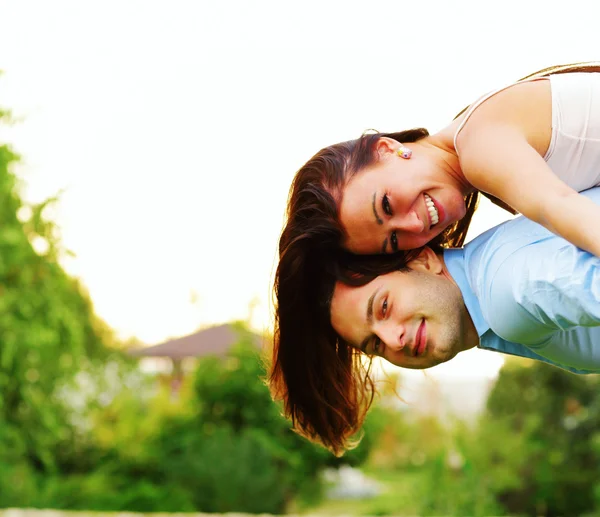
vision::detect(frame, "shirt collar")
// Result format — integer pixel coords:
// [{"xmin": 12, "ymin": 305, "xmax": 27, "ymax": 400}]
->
[{"xmin": 443, "ymin": 248, "xmax": 490, "ymax": 337}]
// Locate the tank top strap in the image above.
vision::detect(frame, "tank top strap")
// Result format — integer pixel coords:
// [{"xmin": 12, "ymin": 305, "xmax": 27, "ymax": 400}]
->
[
  {"xmin": 481, "ymin": 192, "xmax": 518, "ymax": 215},
  {"xmin": 453, "ymin": 77, "xmax": 542, "ymax": 153}
]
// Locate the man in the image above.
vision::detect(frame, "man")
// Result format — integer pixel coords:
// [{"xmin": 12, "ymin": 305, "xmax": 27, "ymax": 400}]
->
[{"xmin": 331, "ymin": 188, "xmax": 600, "ymax": 375}]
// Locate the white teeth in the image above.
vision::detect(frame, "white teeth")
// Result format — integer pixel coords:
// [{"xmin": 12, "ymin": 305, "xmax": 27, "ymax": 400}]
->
[{"xmin": 424, "ymin": 194, "xmax": 439, "ymax": 226}]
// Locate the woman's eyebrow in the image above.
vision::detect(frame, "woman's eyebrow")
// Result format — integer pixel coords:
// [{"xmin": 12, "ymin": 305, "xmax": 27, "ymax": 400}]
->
[
  {"xmin": 371, "ymin": 193, "xmax": 389, "ymax": 252},
  {"xmin": 372, "ymin": 192, "xmax": 383, "ymax": 225}
]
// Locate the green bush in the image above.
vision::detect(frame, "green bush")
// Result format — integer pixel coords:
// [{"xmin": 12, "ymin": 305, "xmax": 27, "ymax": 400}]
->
[
  {"xmin": 155, "ymin": 423, "xmax": 288, "ymax": 513},
  {"xmin": 483, "ymin": 360, "xmax": 600, "ymax": 516},
  {"xmin": 146, "ymin": 330, "xmax": 335, "ymax": 513}
]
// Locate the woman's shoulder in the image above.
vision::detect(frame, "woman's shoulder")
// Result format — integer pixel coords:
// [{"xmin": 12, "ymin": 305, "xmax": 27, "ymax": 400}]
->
[{"xmin": 454, "ymin": 78, "xmax": 551, "ymax": 156}]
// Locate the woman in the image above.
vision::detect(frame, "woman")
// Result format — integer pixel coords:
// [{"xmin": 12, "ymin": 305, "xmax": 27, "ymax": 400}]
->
[{"xmin": 269, "ymin": 61, "xmax": 600, "ymax": 455}]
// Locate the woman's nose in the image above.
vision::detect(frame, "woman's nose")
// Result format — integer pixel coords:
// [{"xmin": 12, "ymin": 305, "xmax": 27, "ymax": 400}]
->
[{"xmin": 396, "ymin": 210, "xmax": 424, "ymax": 234}]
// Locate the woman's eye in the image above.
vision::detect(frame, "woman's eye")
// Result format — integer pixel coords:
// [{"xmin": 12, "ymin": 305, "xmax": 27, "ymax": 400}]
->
[
  {"xmin": 382, "ymin": 194, "xmax": 392, "ymax": 216},
  {"xmin": 382, "ymin": 298, "xmax": 388, "ymax": 317},
  {"xmin": 390, "ymin": 231, "xmax": 398, "ymax": 252}
]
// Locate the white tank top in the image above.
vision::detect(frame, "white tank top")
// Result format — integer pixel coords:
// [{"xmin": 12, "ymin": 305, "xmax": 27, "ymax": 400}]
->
[{"xmin": 454, "ymin": 72, "xmax": 600, "ymax": 192}]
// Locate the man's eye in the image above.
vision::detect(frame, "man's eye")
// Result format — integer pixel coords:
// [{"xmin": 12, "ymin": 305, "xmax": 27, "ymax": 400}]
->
[
  {"xmin": 382, "ymin": 298, "xmax": 388, "ymax": 317},
  {"xmin": 382, "ymin": 194, "xmax": 392, "ymax": 216},
  {"xmin": 390, "ymin": 231, "xmax": 398, "ymax": 251}
]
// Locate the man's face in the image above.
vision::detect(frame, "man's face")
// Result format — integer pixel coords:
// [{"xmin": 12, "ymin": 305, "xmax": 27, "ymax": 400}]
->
[{"xmin": 329, "ymin": 248, "xmax": 477, "ymax": 369}]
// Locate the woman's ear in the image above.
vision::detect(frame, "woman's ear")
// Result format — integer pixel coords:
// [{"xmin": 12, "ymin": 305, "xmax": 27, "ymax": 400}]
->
[
  {"xmin": 406, "ymin": 246, "xmax": 443, "ymax": 274},
  {"xmin": 375, "ymin": 137, "xmax": 401, "ymax": 158}
]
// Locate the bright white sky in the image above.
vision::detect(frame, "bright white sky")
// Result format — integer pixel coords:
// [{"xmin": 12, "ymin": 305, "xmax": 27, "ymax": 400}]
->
[{"xmin": 0, "ymin": 0, "xmax": 597, "ymax": 380}]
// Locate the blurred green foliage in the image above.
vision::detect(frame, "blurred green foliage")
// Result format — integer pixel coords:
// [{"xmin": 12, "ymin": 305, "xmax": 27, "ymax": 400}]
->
[
  {"xmin": 314, "ymin": 360, "xmax": 600, "ymax": 517},
  {"xmin": 145, "ymin": 329, "xmax": 336, "ymax": 513},
  {"xmin": 483, "ymin": 360, "xmax": 600, "ymax": 516},
  {"xmin": 0, "ymin": 110, "xmax": 131, "ymax": 505}
]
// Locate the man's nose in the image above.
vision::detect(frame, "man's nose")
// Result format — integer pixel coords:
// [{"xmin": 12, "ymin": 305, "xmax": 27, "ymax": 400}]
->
[
  {"xmin": 379, "ymin": 323, "xmax": 406, "ymax": 352},
  {"xmin": 395, "ymin": 210, "xmax": 424, "ymax": 234}
]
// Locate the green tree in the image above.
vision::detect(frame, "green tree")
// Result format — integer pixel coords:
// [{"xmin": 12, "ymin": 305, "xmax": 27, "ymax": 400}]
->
[
  {"xmin": 483, "ymin": 360, "xmax": 600, "ymax": 516},
  {"xmin": 0, "ymin": 106, "xmax": 122, "ymax": 506}
]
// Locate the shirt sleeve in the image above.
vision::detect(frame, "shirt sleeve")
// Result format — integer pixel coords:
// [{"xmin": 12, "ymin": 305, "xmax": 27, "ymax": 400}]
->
[{"xmin": 482, "ymin": 241, "xmax": 600, "ymax": 347}]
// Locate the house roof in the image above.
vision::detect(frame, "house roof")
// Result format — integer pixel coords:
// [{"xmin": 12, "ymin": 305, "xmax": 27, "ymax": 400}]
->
[{"xmin": 128, "ymin": 323, "xmax": 263, "ymax": 359}]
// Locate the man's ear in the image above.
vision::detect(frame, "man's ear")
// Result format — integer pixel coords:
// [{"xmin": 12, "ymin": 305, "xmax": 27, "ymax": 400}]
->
[{"xmin": 407, "ymin": 246, "xmax": 443, "ymax": 274}]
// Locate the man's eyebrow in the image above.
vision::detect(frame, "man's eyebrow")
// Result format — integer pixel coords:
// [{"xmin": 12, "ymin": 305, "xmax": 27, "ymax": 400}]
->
[
  {"xmin": 360, "ymin": 287, "xmax": 380, "ymax": 354},
  {"xmin": 366, "ymin": 287, "xmax": 380, "ymax": 326},
  {"xmin": 372, "ymin": 193, "xmax": 383, "ymax": 225}
]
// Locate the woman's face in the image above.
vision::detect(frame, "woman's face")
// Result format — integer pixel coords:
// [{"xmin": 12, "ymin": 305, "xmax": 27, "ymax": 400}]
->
[{"xmin": 339, "ymin": 140, "xmax": 467, "ymax": 254}]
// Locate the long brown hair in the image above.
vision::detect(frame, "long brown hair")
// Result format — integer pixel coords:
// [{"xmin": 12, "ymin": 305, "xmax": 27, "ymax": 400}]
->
[
  {"xmin": 268, "ymin": 61, "xmax": 600, "ymax": 455},
  {"xmin": 269, "ymin": 130, "xmax": 431, "ymax": 455}
]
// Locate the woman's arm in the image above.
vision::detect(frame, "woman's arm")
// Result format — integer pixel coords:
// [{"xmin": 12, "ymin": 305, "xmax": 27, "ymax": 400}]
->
[{"xmin": 457, "ymin": 123, "xmax": 600, "ymax": 258}]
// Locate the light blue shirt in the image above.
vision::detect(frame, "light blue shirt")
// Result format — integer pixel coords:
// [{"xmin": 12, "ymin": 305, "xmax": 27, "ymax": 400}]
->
[{"xmin": 444, "ymin": 188, "xmax": 600, "ymax": 374}]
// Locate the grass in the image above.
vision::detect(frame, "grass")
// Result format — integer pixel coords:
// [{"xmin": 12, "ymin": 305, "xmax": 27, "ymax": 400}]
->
[{"xmin": 293, "ymin": 468, "xmax": 425, "ymax": 516}]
